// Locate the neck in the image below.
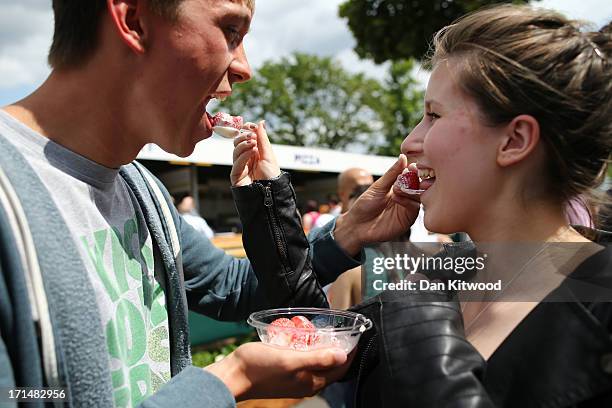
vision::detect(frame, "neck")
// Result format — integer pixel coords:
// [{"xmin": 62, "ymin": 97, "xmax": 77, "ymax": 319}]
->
[
  {"xmin": 3, "ymin": 68, "xmax": 143, "ymax": 169},
  {"xmin": 466, "ymin": 198, "xmax": 588, "ymax": 243}
]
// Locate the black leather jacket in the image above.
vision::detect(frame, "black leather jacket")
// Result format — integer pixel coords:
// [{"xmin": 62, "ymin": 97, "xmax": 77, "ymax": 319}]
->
[
  {"xmin": 348, "ymin": 230, "xmax": 612, "ymax": 407},
  {"xmin": 238, "ymin": 174, "xmax": 612, "ymax": 406},
  {"xmin": 231, "ymin": 172, "xmax": 330, "ymax": 308}
]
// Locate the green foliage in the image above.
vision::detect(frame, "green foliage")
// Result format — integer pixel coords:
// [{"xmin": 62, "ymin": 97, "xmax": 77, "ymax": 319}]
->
[
  {"xmin": 191, "ymin": 344, "xmax": 238, "ymax": 367},
  {"xmin": 338, "ymin": 0, "xmax": 536, "ymax": 63},
  {"xmin": 218, "ymin": 53, "xmax": 384, "ymax": 150},
  {"xmin": 370, "ymin": 60, "xmax": 424, "ymax": 155},
  {"xmin": 192, "ymin": 333, "xmax": 257, "ymax": 368},
  {"xmin": 217, "ymin": 53, "xmax": 424, "ymax": 154}
]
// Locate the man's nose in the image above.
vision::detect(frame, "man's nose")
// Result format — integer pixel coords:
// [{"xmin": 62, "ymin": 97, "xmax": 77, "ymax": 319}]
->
[{"xmin": 229, "ymin": 44, "xmax": 252, "ymax": 84}]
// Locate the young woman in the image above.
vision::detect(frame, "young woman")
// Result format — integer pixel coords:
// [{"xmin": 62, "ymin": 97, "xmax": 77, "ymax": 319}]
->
[{"xmin": 232, "ymin": 4, "xmax": 611, "ymax": 406}]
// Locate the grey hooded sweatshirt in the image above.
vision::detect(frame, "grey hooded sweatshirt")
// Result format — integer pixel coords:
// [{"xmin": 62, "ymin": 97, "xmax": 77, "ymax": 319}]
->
[{"xmin": 0, "ymin": 118, "xmax": 359, "ymax": 407}]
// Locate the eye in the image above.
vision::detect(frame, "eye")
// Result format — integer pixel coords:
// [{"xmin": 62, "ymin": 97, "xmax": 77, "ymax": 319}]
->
[
  {"xmin": 225, "ymin": 26, "xmax": 242, "ymax": 48},
  {"xmin": 426, "ymin": 111, "xmax": 440, "ymax": 121}
]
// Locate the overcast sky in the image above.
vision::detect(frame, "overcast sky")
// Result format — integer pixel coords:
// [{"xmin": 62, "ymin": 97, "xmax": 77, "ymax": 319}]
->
[{"xmin": 0, "ymin": 0, "xmax": 610, "ymax": 106}]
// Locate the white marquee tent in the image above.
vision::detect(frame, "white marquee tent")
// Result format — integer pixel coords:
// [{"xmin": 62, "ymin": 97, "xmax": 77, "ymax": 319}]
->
[{"xmin": 137, "ymin": 136, "xmax": 396, "ymax": 175}]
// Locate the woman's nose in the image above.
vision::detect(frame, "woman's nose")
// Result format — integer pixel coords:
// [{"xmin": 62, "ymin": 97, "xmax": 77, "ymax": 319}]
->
[{"xmin": 400, "ymin": 120, "xmax": 426, "ymax": 158}]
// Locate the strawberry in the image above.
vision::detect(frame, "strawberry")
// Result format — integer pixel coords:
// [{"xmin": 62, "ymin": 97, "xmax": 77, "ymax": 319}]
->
[
  {"xmin": 291, "ymin": 315, "xmax": 319, "ymax": 346},
  {"xmin": 271, "ymin": 317, "xmax": 294, "ymax": 326},
  {"xmin": 231, "ymin": 115, "xmax": 244, "ymax": 129},
  {"xmin": 406, "ymin": 171, "xmax": 420, "ymax": 190},
  {"xmin": 212, "ymin": 112, "xmax": 243, "ymax": 130},
  {"xmin": 397, "ymin": 171, "xmax": 420, "ymax": 191},
  {"xmin": 268, "ymin": 318, "xmax": 295, "ymax": 347},
  {"xmin": 291, "ymin": 315, "xmax": 314, "ymax": 329}
]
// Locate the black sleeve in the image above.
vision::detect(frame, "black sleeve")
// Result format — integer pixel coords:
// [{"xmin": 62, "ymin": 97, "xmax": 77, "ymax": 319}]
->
[{"xmin": 231, "ymin": 172, "xmax": 329, "ymax": 308}]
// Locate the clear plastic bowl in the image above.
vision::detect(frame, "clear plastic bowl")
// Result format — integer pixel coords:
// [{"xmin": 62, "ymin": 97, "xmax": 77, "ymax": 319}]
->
[{"xmin": 247, "ymin": 307, "xmax": 372, "ymax": 353}]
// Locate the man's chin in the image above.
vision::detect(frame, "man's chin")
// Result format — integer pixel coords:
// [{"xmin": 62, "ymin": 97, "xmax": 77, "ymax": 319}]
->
[
  {"xmin": 164, "ymin": 140, "xmax": 197, "ymax": 158},
  {"xmin": 158, "ymin": 127, "xmax": 212, "ymax": 157}
]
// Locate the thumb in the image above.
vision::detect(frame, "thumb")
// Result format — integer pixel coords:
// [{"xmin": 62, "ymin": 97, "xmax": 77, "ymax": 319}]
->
[
  {"xmin": 293, "ymin": 348, "xmax": 347, "ymax": 371},
  {"xmin": 372, "ymin": 154, "xmax": 408, "ymax": 191}
]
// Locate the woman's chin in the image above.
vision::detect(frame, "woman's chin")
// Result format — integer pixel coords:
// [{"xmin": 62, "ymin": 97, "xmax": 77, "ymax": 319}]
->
[{"xmin": 424, "ymin": 213, "xmax": 458, "ymax": 236}]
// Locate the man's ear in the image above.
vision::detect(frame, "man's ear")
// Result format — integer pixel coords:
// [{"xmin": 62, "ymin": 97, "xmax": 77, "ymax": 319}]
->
[
  {"xmin": 107, "ymin": 0, "xmax": 148, "ymax": 54},
  {"xmin": 496, "ymin": 114, "xmax": 540, "ymax": 167}
]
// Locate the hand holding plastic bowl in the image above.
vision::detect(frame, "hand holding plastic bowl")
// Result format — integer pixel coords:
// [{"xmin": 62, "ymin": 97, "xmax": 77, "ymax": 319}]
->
[
  {"xmin": 222, "ymin": 109, "xmax": 374, "ymax": 352},
  {"xmin": 248, "ymin": 307, "xmax": 372, "ymax": 353}
]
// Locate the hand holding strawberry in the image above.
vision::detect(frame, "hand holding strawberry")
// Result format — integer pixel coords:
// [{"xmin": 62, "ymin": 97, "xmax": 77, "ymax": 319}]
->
[{"xmin": 230, "ymin": 120, "xmax": 281, "ymax": 186}]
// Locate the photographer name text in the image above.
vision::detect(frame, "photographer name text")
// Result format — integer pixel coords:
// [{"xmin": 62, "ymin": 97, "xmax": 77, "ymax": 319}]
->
[{"xmin": 372, "ymin": 279, "xmax": 502, "ymax": 292}]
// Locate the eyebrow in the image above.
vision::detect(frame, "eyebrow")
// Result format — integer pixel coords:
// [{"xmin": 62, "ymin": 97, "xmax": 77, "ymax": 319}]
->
[
  {"xmin": 425, "ymin": 99, "xmax": 446, "ymax": 111},
  {"xmin": 223, "ymin": 6, "xmax": 252, "ymax": 33}
]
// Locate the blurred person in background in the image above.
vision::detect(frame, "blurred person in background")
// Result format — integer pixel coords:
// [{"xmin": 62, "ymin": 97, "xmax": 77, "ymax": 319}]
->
[
  {"xmin": 328, "ymin": 194, "xmax": 341, "ymax": 217},
  {"xmin": 326, "ymin": 184, "xmax": 372, "ymax": 310},
  {"xmin": 337, "ymin": 168, "xmax": 374, "ymax": 213},
  {"xmin": 175, "ymin": 192, "xmax": 215, "ymax": 238},
  {"xmin": 302, "ymin": 199, "xmax": 320, "ymax": 232},
  {"xmin": 313, "ymin": 168, "xmax": 374, "ymax": 230}
]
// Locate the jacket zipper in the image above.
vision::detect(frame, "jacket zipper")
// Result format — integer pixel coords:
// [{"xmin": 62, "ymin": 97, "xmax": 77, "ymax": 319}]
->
[
  {"xmin": 257, "ymin": 182, "xmax": 290, "ymax": 273},
  {"xmin": 354, "ymin": 333, "xmax": 377, "ymax": 408}
]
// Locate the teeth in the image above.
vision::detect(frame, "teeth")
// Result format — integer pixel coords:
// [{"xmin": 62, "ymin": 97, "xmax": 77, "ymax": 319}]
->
[{"xmin": 418, "ymin": 169, "xmax": 436, "ymax": 180}]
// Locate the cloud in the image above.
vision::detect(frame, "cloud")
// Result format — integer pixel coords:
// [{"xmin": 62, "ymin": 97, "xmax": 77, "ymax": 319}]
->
[
  {"xmin": 0, "ymin": 2, "xmax": 53, "ymax": 91},
  {"xmin": 538, "ymin": 0, "xmax": 611, "ymax": 27},
  {"xmin": 244, "ymin": 0, "xmax": 353, "ymax": 68},
  {"xmin": 0, "ymin": 1, "xmax": 51, "ymax": 46},
  {"xmin": 0, "ymin": 0, "xmax": 610, "ymax": 104}
]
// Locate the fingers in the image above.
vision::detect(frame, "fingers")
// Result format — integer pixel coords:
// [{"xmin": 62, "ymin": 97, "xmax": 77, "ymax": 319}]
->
[
  {"xmin": 244, "ymin": 120, "xmax": 281, "ymax": 179},
  {"xmin": 391, "ymin": 192, "xmax": 421, "ymax": 211},
  {"xmin": 246, "ymin": 120, "xmax": 274, "ymax": 162},
  {"xmin": 289, "ymin": 348, "xmax": 347, "ymax": 371},
  {"xmin": 233, "ymin": 129, "xmax": 257, "ymax": 147},
  {"xmin": 233, "ymin": 136, "xmax": 257, "ymax": 160},
  {"xmin": 372, "ymin": 154, "xmax": 408, "ymax": 191},
  {"xmin": 240, "ymin": 121, "xmax": 274, "ymax": 155},
  {"xmin": 303, "ymin": 348, "xmax": 355, "ymax": 393},
  {"xmin": 240, "ymin": 121, "xmax": 259, "ymax": 132},
  {"xmin": 392, "ymin": 184, "xmax": 421, "ymax": 205},
  {"xmin": 232, "ymin": 147, "xmax": 257, "ymax": 174},
  {"xmin": 255, "ymin": 120, "xmax": 273, "ymax": 152},
  {"xmin": 231, "ymin": 136, "xmax": 258, "ymax": 186}
]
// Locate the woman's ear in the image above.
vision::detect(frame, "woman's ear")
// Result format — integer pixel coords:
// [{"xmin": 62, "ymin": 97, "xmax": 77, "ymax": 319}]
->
[
  {"xmin": 497, "ymin": 114, "xmax": 540, "ymax": 167},
  {"xmin": 107, "ymin": 0, "xmax": 149, "ymax": 54}
]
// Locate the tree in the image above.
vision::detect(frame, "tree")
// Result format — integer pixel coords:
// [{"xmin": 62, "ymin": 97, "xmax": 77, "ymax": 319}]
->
[
  {"xmin": 338, "ymin": 0, "xmax": 535, "ymax": 63},
  {"xmin": 217, "ymin": 53, "xmax": 384, "ymax": 151},
  {"xmin": 216, "ymin": 53, "xmax": 425, "ymax": 155},
  {"xmin": 370, "ymin": 59, "xmax": 424, "ymax": 156}
]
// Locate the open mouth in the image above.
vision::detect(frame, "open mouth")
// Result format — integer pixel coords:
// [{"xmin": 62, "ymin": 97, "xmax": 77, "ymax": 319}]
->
[
  {"xmin": 204, "ymin": 94, "xmax": 231, "ymax": 127},
  {"xmin": 418, "ymin": 168, "xmax": 436, "ymax": 190},
  {"xmin": 203, "ymin": 109, "xmax": 214, "ymax": 132},
  {"xmin": 211, "ymin": 93, "xmax": 231, "ymax": 102},
  {"xmin": 202, "ymin": 94, "xmax": 228, "ymax": 132}
]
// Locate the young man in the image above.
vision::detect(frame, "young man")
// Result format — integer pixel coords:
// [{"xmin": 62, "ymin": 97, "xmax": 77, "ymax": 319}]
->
[{"xmin": 0, "ymin": 0, "xmax": 418, "ymax": 406}]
